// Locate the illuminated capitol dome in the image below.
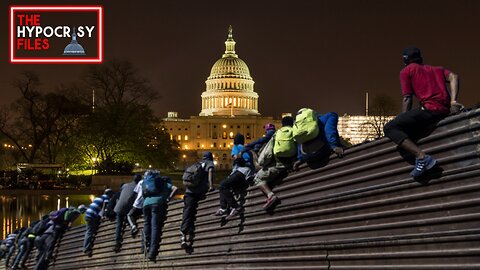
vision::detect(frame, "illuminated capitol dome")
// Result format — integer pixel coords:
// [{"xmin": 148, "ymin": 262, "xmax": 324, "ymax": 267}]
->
[{"xmin": 200, "ymin": 26, "xmax": 259, "ymax": 116}]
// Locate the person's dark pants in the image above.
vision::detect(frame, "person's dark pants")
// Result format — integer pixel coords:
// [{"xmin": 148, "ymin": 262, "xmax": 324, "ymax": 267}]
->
[
  {"xmin": 4, "ymin": 245, "xmax": 15, "ymax": 267},
  {"xmin": 127, "ymin": 207, "xmax": 142, "ymax": 229},
  {"xmin": 181, "ymin": 193, "xmax": 204, "ymax": 235},
  {"xmin": 34, "ymin": 232, "xmax": 54, "ymax": 270},
  {"xmin": 12, "ymin": 236, "xmax": 34, "ymax": 269},
  {"xmin": 219, "ymin": 171, "xmax": 248, "ymax": 210},
  {"xmin": 115, "ymin": 213, "xmax": 127, "ymax": 246},
  {"xmin": 83, "ymin": 216, "xmax": 101, "ymax": 252},
  {"xmin": 384, "ymin": 108, "xmax": 447, "ymax": 145},
  {"xmin": 34, "ymin": 235, "xmax": 54, "ymax": 270},
  {"xmin": 143, "ymin": 202, "xmax": 167, "ymax": 258},
  {"xmin": 44, "ymin": 226, "xmax": 66, "ymax": 263},
  {"xmin": 35, "ymin": 233, "xmax": 51, "ymax": 261}
]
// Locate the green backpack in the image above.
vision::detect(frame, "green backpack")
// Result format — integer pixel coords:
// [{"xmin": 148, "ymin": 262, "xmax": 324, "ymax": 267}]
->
[
  {"xmin": 293, "ymin": 108, "xmax": 320, "ymax": 144},
  {"xmin": 273, "ymin": 126, "xmax": 297, "ymax": 158}
]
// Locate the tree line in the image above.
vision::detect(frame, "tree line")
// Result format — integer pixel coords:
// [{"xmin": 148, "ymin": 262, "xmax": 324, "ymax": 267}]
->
[{"xmin": 0, "ymin": 60, "xmax": 179, "ymax": 174}]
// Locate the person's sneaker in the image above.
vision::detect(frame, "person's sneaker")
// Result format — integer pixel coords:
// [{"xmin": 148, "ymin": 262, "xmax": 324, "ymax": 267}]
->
[
  {"xmin": 113, "ymin": 243, "xmax": 122, "ymax": 253},
  {"xmin": 263, "ymin": 195, "xmax": 279, "ymax": 209},
  {"xmin": 180, "ymin": 234, "xmax": 188, "ymax": 249},
  {"xmin": 213, "ymin": 208, "xmax": 228, "ymax": 217},
  {"xmin": 131, "ymin": 225, "xmax": 139, "ymax": 237},
  {"xmin": 85, "ymin": 250, "xmax": 93, "ymax": 257},
  {"xmin": 411, "ymin": 155, "xmax": 437, "ymax": 178},
  {"xmin": 147, "ymin": 254, "xmax": 156, "ymax": 262},
  {"xmin": 225, "ymin": 208, "xmax": 241, "ymax": 220}
]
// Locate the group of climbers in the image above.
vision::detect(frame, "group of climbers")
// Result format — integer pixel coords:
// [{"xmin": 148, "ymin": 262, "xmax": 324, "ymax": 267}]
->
[
  {"xmin": 210, "ymin": 108, "xmax": 345, "ymax": 221},
  {"xmin": 181, "ymin": 46, "xmax": 461, "ymax": 250},
  {"xmin": 0, "ymin": 46, "xmax": 462, "ymax": 267},
  {"xmin": 81, "ymin": 171, "xmax": 177, "ymax": 263},
  {"xmin": 0, "ymin": 205, "xmax": 87, "ymax": 270}
]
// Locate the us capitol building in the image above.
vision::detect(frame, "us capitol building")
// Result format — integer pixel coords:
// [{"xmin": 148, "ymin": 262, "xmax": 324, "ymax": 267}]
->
[{"xmin": 162, "ymin": 26, "xmax": 392, "ymax": 170}]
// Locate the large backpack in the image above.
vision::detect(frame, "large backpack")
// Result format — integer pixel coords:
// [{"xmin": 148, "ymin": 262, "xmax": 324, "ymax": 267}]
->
[
  {"xmin": 31, "ymin": 217, "xmax": 51, "ymax": 235},
  {"xmin": 257, "ymin": 137, "xmax": 275, "ymax": 167},
  {"xmin": 182, "ymin": 162, "xmax": 205, "ymax": 188},
  {"xmin": 293, "ymin": 108, "xmax": 320, "ymax": 144},
  {"xmin": 273, "ymin": 126, "xmax": 297, "ymax": 158},
  {"xmin": 142, "ymin": 173, "xmax": 161, "ymax": 198},
  {"xmin": 49, "ymin": 208, "xmax": 68, "ymax": 223}
]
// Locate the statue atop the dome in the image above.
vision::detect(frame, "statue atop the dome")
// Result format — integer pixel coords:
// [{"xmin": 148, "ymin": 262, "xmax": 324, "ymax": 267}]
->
[{"xmin": 228, "ymin": 25, "xmax": 233, "ymax": 39}]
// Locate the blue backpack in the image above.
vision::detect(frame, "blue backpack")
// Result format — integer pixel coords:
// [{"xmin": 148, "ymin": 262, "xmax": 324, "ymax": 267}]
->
[{"xmin": 142, "ymin": 173, "xmax": 171, "ymax": 198}]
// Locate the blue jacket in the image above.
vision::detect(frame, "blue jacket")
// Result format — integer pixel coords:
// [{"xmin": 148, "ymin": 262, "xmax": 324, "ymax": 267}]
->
[
  {"xmin": 243, "ymin": 129, "xmax": 276, "ymax": 153},
  {"xmin": 297, "ymin": 112, "xmax": 341, "ymax": 161},
  {"xmin": 231, "ymin": 144, "xmax": 252, "ymax": 163}
]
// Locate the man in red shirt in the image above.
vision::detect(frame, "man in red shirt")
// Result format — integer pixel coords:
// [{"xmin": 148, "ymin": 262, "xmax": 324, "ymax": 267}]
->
[{"xmin": 384, "ymin": 46, "xmax": 460, "ymax": 178}]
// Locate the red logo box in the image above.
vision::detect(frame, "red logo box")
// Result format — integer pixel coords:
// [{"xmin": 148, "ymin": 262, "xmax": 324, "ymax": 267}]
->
[{"xmin": 9, "ymin": 6, "xmax": 103, "ymax": 64}]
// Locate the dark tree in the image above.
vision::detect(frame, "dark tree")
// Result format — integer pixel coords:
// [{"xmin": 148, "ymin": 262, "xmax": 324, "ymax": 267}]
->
[
  {"xmin": 0, "ymin": 72, "xmax": 88, "ymax": 164},
  {"xmin": 361, "ymin": 95, "xmax": 398, "ymax": 140},
  {"xmin": 76, "ymin": 60, "xmax": 178, "ymax": 172}
]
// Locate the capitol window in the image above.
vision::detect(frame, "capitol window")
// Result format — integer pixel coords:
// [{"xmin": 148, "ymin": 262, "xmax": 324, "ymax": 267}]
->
[
  {"xmin": 177, "ymin": 135, "xmax": 182, "ymax": 141},
  {"xmin": 184, "ymin": 135, "xmax": 188, "ymax": 141},
  {"xmin": 222, "ymin": 132, "xmax": 227, "ymax": 139},
  {"xmin": 229, "ymin": 131, "xmax": 234, "ymax": 139}
]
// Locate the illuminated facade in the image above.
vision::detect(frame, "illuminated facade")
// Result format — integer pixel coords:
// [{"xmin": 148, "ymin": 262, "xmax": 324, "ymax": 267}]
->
[{"xmin": 337, "ymin": 114, "xmax": 395, "ymax": 145}]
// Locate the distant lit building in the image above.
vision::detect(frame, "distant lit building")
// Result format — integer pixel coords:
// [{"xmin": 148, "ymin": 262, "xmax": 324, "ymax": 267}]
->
[{"xmin": 338, "ymin": 114, "xmax": 395, "ymax": 145}]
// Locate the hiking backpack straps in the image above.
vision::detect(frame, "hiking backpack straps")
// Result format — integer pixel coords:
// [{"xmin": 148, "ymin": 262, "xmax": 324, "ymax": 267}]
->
[
  {"xmin": 273, "ymin": 126, "xmax": 297, "ymax": 158},
  {"xmin": 293, "ymin": 108, "xmax": 320, "ymax": 144},
  {"xmin": 257, "ymin": 137, "xmax": 275, "ymax": 167},
  {"xmin": 182, "ymin": 162, "xmax": 205, "ymax": 188}
]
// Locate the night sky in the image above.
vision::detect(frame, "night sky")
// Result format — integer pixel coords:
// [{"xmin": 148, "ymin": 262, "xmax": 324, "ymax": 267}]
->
[{"xmin": 1, "ymin": 0, "xmax": 479, "ymax": 118}]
